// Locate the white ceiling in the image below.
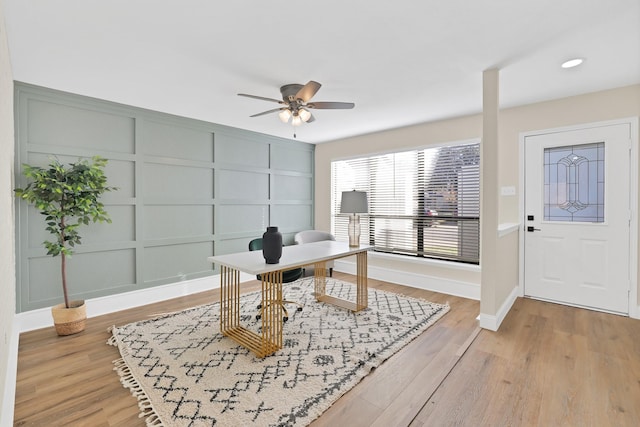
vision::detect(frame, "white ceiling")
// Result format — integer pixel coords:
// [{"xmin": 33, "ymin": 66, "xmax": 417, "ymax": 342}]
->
[{"xmin": 4, "ymin": 0, "xmax": 639, "ymax": 144}]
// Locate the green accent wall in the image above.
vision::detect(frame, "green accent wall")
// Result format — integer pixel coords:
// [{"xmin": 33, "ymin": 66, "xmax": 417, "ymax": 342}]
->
[{"xmin": 14, "ymin": 82, "xmax": 314, "ymax": 312}]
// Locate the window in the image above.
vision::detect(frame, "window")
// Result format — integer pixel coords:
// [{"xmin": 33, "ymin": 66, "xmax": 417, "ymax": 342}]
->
[
  {"xmin": 544, "ymin": 142, "xmax": 604, "ymax": 222},
  {"xmin": 331, "ymin": 141, "xmax": 480, "ymax": 264}
]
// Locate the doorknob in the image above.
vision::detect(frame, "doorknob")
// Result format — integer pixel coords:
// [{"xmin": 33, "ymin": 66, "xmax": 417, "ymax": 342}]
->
[{"xmin": 527, "ymin": 226, "xmax": 541, "ymax": 232}]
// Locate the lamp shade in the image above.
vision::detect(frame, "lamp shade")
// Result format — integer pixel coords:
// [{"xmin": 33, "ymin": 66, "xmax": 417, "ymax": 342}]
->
[{"xmin": 340, "ymin": 190, "xmax": 368, "ymax": 213}]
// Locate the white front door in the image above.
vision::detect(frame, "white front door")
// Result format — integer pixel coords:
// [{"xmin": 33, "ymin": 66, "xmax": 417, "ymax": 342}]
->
[{"xmin": 524, "ymin": 123, "xmax": 631, "ymax": 314}]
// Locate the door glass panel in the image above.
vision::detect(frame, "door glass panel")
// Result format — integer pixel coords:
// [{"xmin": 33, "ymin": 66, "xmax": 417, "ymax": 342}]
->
[{"xmin": 544, "ymin": 142, "xmax": 604, "ymax": 222}]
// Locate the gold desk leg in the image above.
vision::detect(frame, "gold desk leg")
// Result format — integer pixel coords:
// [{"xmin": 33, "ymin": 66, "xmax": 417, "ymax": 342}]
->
[
  {"xmin": 261, "ymin": 270, "xmax": 283, "ymax": 355},
  {"xmin": 220, "ymin": 265, "xmax": 240, "ymax": 334},
  {"xmin": 356, "ymin": 250, "xmax": 368, "ymax": 311},
  {"xmin": 219, "ymin": 265, "xmax": 282, "ymax": 358},
  {"xmin": 314, "ymin": 261, "xmax": 327, "ymax": 301},
  {"xmin": 314, "ymin": 251, "xmax": 368, "ymax": 312}
]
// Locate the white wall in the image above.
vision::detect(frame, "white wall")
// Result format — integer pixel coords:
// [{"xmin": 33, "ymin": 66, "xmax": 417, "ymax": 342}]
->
[
  {"xmin": 501, "ymin": 85, "xmax": 640, "ymax": 310},
  {"xmin": 0, "ymin": 0, "xmax": 17, "ymax": 424},
  {"xmin": 315, "ymin": 84, "xmax": 640, "ymax": 322},
  {"xmin": 480, "ymin": 69, "xmax": 501, "ymax": 324}
]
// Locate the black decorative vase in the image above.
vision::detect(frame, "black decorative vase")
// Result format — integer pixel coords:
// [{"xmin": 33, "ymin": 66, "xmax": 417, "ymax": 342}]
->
[{"xmin": 262, "ymin": 226, "xmax": 282, "ymax": 264}]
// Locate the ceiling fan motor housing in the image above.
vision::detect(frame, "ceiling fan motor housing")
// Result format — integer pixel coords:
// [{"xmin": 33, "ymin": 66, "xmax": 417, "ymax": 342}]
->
[{"xmin": 280, "ymin": 84, "xmax": 304, "ymax": 103}]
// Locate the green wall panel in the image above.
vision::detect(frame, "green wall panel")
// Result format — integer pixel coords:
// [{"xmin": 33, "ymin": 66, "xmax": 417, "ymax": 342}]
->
[
  {"xmin": 142, "ymin": 120, "xmax": 214, "ymax": 161},
  {"xmin": 214, "ymin": 132, "xmax": 269, "ymax": 167},
  {"xmin": 215, "ymin": 238, "xmax": 252, "ymax": 256},
  {"xmin": 27, "ymin": 249, "xmax": 136, "ymax": 305},
  {"xmin": 217, "ymin": 169, "xmax": 269, "ymax": 201},
  {"xmin": 143, "ymin": 242, "xmax": 214, "ymax": 283},
  {"xmin": 271, "ymin": 145, "xmax": 313, "ymax": 173},
  {"xmin": 272, "ymin": 204, "xmax": 313, "ymax": 231},
  {"xmin": 25, "ymin": 142, "xmax": 136, "ymax": 200},
  {"xmin": 14, "ymin": 83, "xmax": 314, "ymax": 312},
  {"xmin": 272, "ymin": 174, "xmax": 312, "ymax": 201},
  {"xmin": 64, "ymin": 250, "xmax": 136, "ymax": 293},
  {"xmin": 143, "ymin": 163, "xmax": 214, "ymax": 199},
  {"xmin": 27, "ymin": 99, "xmax": 135, "ymax": 153},
  {"xmin": 217, "ymin": 204, "xmax": 268, "ymax": 235},
  {"xmin": 103, "ymin": 160, "xmax": 136, "ymax": 199},
  {"xmin": 27, "ymin": 205, "xmax": 135, "ymax": 248},
  {"xmin": 144, "ymin": 205, "xmax": 213, "ymax": 240},
  {"xmin": 27, "ymin": 256, "xmax": 66, "ymax": 302}
]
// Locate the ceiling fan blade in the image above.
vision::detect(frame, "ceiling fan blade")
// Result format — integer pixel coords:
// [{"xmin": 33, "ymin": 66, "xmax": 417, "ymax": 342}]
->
[
  {"xmin": 307, "ymin": 101, "xmax": 355, "ymax": 109},
  {"xmin": 250, "ymin": 108, "xmax": 285, "ymax": 118},
  {"xmin": 306, "ymin": 113, "xmax": 316, "ymax": 123},
  {"xmin": 295, "ymin": 81, "xmax": 322, "ymax": 103},
  {"xmin": 238, "ymin": 93, "xmax": 284, "ymax": 104}
]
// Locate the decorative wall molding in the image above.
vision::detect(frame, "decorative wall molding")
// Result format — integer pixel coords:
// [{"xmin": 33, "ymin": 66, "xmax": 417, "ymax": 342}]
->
[{"xmin": 13, "ymin": 82, "xmax": 314, "ymax": 313}]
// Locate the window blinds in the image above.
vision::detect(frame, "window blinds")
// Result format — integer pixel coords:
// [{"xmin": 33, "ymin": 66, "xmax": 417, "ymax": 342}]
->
[{"xmin": 331, "ymin": 142, "xmax": 480, "ymax": 264}]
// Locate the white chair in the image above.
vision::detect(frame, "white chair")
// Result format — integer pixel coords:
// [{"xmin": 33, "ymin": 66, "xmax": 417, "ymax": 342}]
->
[{"xmin": 294, "ymin": 230, "xmax": 336, "ymax": 277}]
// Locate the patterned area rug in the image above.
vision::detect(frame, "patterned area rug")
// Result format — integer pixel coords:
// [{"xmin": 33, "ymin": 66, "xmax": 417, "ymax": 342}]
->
[{"xmin": 108, "ymin": 277, "xmax": 449, "ymax": 426}]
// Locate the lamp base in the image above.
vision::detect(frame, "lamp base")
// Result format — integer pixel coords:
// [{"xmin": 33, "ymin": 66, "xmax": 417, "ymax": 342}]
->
[{"xmin": 348, "ymin": 214, "xmax": 361, "ymax": 247}]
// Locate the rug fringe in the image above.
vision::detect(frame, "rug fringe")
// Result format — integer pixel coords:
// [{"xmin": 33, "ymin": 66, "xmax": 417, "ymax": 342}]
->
[
  {"xmin": 109, "ymin": 332, "xmax": 164, "ymax": 426},
  {"xmin": 106, "ymin": 334, "xmax": 116, "ymax": 346}
]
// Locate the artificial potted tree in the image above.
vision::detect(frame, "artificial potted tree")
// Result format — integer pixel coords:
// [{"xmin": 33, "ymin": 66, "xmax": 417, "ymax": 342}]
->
[{"xmin": 15, "ymin": 156, "xmax": 116, "ymax": 335}]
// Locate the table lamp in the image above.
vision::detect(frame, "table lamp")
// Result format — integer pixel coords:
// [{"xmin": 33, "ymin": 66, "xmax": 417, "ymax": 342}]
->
[{"xmin": 340, "ymin": 190, "xmax": 368, "ymax": 247}]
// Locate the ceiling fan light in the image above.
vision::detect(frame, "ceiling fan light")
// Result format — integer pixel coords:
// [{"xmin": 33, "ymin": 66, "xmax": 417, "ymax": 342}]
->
[
  {"xmin": 299, "ymin": 108, "xmax": 311, "ymax": 122},
  {"xmin": 278, "ymin": 109, "xmax": 292, "ymax": 123},
  {"xmin": 291, "ymin": 115, "xmax": 302, "ymax": 126}
]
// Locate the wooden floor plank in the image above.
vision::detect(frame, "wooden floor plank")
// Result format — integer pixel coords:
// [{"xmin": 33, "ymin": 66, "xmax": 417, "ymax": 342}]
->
[{"xmin": 414, "ymin": 297, "xmax": 640, "ymax": 427}]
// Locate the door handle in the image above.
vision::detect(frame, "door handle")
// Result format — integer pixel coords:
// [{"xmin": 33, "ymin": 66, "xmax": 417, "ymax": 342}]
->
[{"xmin": 527, "ymin": 226, "xmax": 541, "ymax": 232}]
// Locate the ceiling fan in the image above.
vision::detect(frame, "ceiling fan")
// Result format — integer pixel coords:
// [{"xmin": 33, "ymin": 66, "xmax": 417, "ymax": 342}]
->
[{"xmin": 238, "ymin": 80, "xmax": 355, "ymax": 126}]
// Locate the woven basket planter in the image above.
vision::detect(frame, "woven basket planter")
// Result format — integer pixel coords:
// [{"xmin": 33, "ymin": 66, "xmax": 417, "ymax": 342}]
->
[{"xmin": 51, "ymin": 300, "xmax": 86, "ymax": 336}]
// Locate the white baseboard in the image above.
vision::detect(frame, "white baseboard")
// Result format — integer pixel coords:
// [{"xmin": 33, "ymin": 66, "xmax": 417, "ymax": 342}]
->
[
  {"xmin": 479, "ymin": 285, "xmax": 519, "ymax": 331},
  {"xmin": 334, "ymin": 259, "xmax": 480, "ymax": 300},
  {"xmin": 2, "ymin": 321, "xmax": 19, "ymax": 427},
  {"xmin": 15, "ymin": 272, "xmax": 253, "ymax": 333}
]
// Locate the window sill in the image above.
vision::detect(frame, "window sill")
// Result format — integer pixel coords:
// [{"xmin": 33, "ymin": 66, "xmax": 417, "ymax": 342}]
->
[{"xmin": 368, "ymin": 250, "xmax": 481, "ymax": 272}]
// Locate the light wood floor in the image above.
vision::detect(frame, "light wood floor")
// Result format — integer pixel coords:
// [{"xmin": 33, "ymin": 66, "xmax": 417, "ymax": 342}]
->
[{"xmin": 13, "ymin": 273, "xmax": 640, "ymax": 426}]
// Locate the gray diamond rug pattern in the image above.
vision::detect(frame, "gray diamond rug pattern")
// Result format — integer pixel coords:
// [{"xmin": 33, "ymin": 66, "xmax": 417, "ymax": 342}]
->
[{"xmin": 108, "ymin": 277, "xmax": 449, "ymax": 426}]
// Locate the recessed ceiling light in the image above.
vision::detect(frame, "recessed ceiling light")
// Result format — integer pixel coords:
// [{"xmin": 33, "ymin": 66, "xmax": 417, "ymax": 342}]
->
[{"xmin": 561, "ymin": 58, "xmax": 584, "ymax": 69}]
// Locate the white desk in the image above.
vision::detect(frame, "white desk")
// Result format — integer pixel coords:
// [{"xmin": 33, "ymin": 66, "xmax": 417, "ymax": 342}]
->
[{"xmin": 208, "ymin": 241, "xmax": 371, "ymax": 357}]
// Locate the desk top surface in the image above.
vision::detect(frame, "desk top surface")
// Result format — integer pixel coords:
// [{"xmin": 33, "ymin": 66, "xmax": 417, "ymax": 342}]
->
[{"xmin": 207, "ymin": 240, "xmax": 371, "ymax": 275}]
